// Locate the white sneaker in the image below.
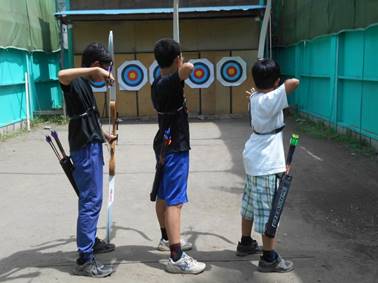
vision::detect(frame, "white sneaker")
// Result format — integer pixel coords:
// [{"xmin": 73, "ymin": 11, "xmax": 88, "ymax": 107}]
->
[
  {"xmin": 157, "ymin": 238, "xmax": 193, "ymax": 251},
  {"xmin": 166, "ymin": 252, "xmax": 206, "ymax": 274}
]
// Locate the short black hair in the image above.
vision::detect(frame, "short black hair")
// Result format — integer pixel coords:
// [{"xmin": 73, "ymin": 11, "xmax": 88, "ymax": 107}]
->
[
  {"xmin": 81, "ymin": 42, "xmax": 112, "ymax": 67},
  {"xmin": 252, "ymin": 59, "xmax": 281, "ymax": 89},
  {"xmin": 154, "ymin": 38, "xmax": 181, "ymax": 68}
]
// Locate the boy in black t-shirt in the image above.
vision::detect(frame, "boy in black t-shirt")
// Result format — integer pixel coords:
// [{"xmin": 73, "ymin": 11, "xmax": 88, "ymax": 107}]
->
[
  {"xmin": 151, "ymin": 38, "xmax": 206, "ymax": 274},
  {"xmin": 58, "ymin": 43, "xmax": 117, "ymax": 278}
]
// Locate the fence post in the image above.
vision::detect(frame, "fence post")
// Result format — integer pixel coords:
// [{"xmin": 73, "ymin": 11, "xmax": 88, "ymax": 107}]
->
[{"xmin": 329, "ymin": 35, "xmax": 339, "ymax": 126}]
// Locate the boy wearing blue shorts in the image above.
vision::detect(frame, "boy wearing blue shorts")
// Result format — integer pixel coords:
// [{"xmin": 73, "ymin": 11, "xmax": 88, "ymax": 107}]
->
[
  {"xmin": 238, "ymin": 59, "xmax": 299, "ymax": 272},
  {"xmin": 151, "ymin": 38, "xmax": 206, "ymax": 274},
  {"xmin": 59, "ymin": 43, "xmax": 117, "ymax": 278}
]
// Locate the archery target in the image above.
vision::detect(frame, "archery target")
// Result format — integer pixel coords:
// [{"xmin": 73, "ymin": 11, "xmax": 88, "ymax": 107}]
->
[
  {"xmin": 117, "ymin": 60, "xmax": 148, "ymax": 91},
  {"xmin": 185, "ymin": 59, "xmax": 214, "ymax": 89},
  {"xmin": 149, "ymin": 60, "xmax": 161, "ymax": 84},
  {"xmin": 90, "ymin": 80, "xmax": 107, "ymax": 92},
  {"xmin": 216, "ymin": 57, "xmax": 247, "ymax": 86}
]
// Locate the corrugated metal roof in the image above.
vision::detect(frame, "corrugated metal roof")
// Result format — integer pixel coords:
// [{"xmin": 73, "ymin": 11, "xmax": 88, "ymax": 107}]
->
[{"xmin": 55, "ymin": 5, "xmax": 265, "ymax": 16}]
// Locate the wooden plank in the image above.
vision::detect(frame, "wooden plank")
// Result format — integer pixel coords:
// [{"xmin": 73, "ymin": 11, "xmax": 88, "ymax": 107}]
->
[
  {"xmin": 136, "ymin": 53, "xmax": 155, "ymax": 116},
  {"xmin": 183, "ymin": 52, "xmax": 200, "ymax": 114},
  {"xmin": 115, "ymin": 54, "xmax": 138, "ymax": 117},
  {"xmin": 200, "ymin": 51, "xmax": 229, "ymax": 114},
  {"xmin": 232, "ymin": 50, "xmax": 257, "ymax": 114}
]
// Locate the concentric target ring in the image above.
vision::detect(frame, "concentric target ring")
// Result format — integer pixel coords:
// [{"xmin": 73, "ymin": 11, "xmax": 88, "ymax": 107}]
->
[
  {"xmin": 118, "ymin": 60, "xmax": 148, "ymax": 91},
  {"xmin": 216, "ymin": 57, "xmax": 247, "ymax": 87},
  {"xmin": 185, "ymin": 58, "xmax": 214, "ymax": 89}
]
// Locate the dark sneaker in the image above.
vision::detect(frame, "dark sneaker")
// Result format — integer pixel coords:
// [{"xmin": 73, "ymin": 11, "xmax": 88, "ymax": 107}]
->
[
  {"xmin": 258, "ymin": 255, "xmax": 294, "ymax": 273},
  {"xmin": 93, "ymin": 237, "xmax": 115, "ymax": 254},
  {"xmin": 73, "ymin": 258, "xmax": 113, "ymax": 278},
  {"xmin": 236, "ymin": 240, "xmax": 261, "ymax": 256}
]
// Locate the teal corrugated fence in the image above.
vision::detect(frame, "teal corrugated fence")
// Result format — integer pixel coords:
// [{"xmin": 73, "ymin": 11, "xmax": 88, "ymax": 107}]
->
[
  {"xmin": 275, "ymin": 24, "xmax": 378, "ymax": 140},
  {"xmin": 0, "ymin": 49, "xmax": 62, "ymax": 128}
]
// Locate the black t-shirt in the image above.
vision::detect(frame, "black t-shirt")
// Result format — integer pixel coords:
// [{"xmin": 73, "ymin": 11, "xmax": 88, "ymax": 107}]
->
[
  {"xmin": 151, "ymin": 71, "xmax": 190, "ymax": 155},
  {"xmin": 60, "ymin": 77, "xmax": 105, "ymax": 151}
]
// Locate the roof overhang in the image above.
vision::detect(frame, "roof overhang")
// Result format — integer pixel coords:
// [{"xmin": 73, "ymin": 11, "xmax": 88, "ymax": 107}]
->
[{"xmin": 55, "ymin": 5, "xmax": 266, "ymax": 22}]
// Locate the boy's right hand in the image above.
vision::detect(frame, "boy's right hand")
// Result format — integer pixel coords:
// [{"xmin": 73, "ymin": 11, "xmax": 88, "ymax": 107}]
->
[
  {"xmin": 244, "ymin": 88, "xmax": 256, "ymax": 99},
  {"xmin": 92, "ymin": 67, "xmax": 115, "ymax": 86}
]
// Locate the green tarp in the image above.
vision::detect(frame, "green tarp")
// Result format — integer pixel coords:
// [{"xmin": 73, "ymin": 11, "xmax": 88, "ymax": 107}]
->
[
  {"xmin": 273, "ymin": 0, "xmax": 378, "ymax": 46},
  {"xmin": 0, "ymin": 0, "xmax": 60, "ymax": 51}
]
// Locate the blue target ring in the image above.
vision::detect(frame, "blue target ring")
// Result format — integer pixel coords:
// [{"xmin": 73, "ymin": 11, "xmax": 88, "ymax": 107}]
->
[
  {"xmin": 189, "ymin": 62, "xmax": 210, "ymax": 85},
  {"xmin": 121, "ymin": 64, "xmax": 145, "ymax": 87},
  {"xmin": 90, "ymin": 80, "xmax": 106, "ymax": 88},
  {"xmin": 153, "ymin": 66, "xmax": 161, "ymax": 81},
  {"xmin": 220, "ymin": 60, "xmax": 243, "ymax": 83}
]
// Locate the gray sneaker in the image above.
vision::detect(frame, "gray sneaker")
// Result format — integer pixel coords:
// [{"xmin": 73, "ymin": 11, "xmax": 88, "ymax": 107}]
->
[
  {"xmin": 166, "ymin": 252, "xmax": 206, "ymax": 274},
  {"xmin": 73, "ymin": 258, "xmax": 113, "ymax": 278},
  {"xmin": 258, "ymin": 255, "xmax": 294, "ymax": 273},
  {"xmin": 157, "ymin": 238, "xmax": 193, "ymax": 251}
]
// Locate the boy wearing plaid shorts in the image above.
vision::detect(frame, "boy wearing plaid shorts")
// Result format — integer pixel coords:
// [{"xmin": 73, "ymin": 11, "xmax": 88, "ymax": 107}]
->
[{"xmin": 238, "ymin": 59, "xmax": 299, "ymax": 273}]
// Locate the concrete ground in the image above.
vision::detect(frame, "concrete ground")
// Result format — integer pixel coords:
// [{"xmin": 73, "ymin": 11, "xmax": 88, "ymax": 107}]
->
[{"xmin": 0, "ymin": 117, "xmax": 377, "ymax": 283}]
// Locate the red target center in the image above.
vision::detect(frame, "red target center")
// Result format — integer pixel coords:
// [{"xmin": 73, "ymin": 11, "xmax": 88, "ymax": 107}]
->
[
  {"xmin": 227, "ymin": 67, "xmax": 237, "ymax": 77},
  {"xmin": 194, "ymin": 69, "xmax": 204, "ymax": 79},
  {"xmin": 128, "ymin": 71, "xmax": 138, "ymax": 80}
]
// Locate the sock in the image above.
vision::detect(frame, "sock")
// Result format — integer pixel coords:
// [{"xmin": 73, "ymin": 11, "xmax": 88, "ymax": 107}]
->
[
  {"xmin": 161, "ymin": 228, "xmax": 168, "ymax": 241},
  {"xmin": 262, "ymin": 250, "xmax": 278, "ymax": 262},
  {"xmin": 241, "ymin": 236, "xmax": 252, "ymax": 246},
  {"xmin": 170, "ymin": 243, "xmax": 183, "ymax": 262}
]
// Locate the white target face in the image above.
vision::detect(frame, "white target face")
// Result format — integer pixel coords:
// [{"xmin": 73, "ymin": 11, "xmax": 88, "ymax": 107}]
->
[
  {"xmin": 216, "ymin": 56, "xmax": 247, "ymax": 87},
  {"xmin": 149, "ymin": 60, "xmax": 161, "ymax": 85},
  {"xmin": 185, "ymin": 58, "xmax": 214, "ymax": 89},
  {"xmin": 90, "ymin": 80, "xmax": 107, "ymax": 92},
  {"xmin": 117, "ymin": 60, "xmax": 148, "ymax": 91}
]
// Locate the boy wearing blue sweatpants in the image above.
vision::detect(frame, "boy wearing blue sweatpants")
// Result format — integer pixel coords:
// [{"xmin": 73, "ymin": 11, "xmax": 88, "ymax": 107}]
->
[{"xmin": 58, "ymin": 43, "xmax": 117, "ymax": 278}]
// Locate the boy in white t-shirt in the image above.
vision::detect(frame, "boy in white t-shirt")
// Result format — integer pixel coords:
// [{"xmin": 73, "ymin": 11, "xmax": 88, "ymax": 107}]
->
[{"xmin": 237, "ymin": 59, "xmax": 299, "ymax": 273}]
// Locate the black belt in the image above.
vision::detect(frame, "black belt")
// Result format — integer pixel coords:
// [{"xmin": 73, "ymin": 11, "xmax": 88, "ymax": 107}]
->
[
  {"xmin": 253, "ymin": 125, "xmax": 285, "ymax": 135},
  {"xmin": 157, "ymin": 105, "xmax": 184, "ymax": 116},
  {"xmin": 69, "ymin": 106, "xmax": 96, "ymax": 120}
]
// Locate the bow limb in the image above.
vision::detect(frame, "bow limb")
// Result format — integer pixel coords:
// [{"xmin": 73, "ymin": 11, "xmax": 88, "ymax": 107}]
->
[{"xmin": 106, "ymin": 30, "xmax": 117, "ymax": 244}]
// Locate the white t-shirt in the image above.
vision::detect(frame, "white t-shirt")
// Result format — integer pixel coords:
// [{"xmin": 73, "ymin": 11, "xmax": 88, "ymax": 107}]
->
[{"xmin": 243, "ymin": 84, "xmax": 289, "ymax": 176}]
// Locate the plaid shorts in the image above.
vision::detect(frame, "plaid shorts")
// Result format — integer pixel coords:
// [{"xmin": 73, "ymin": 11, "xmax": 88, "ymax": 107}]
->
[{"xmin": 240, "ymin": 174, "xmax": 279, "ymax": 234}]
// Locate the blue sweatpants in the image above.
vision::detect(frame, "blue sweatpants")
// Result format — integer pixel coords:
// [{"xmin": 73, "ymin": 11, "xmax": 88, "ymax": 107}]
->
[{"xmin": 71, "ymin": 142, "xmax": 103, "ymax": 261}]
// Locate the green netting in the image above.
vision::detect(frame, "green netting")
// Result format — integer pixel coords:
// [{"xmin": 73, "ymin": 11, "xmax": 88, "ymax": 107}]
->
[
  {"xmin": 0, "ymin": 0, "xmax": 60, "ymax": 51},
  {"xmin": 273, "ymin": 0, "xmax": 378, "ymax": 46}
]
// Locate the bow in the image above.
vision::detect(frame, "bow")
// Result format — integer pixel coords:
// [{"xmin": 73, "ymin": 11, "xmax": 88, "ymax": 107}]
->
[{"xmin": 106, "ymin": 30, "xmax": 118, "ymax": 244}]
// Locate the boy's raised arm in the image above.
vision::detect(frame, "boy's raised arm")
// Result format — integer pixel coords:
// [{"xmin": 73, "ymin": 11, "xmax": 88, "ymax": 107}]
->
[
  {"xmin": 178, "ymin": 62, "xmax": 194, "ymax": 81},
  {"xmin": 284, "ymin": 78, "xmax": 300, "ymax": 95},
  {"xmin": 58, "ymin": 67, "xmax": 113, "ymax": 86}
]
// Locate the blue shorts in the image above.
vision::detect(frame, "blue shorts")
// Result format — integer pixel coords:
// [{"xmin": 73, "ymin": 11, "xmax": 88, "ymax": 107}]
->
[{"xmin": 157, "ymin": 151, "xmax": 189, "ymax": 206}]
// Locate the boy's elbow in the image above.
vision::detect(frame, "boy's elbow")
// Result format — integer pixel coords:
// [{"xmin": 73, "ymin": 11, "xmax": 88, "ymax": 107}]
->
[
  {"xmin": 285, "ymin": 78, "xmax": 300, "ymax": 94},
  {"xmin": 179, "ymin": 63, "xmax": 194, "ymax": 80},
  {"xmin": 293, "ymin": 78, "xmax": 300, "ymax": 87},
  {"xmin": 58, "ymin": 70, "xmax": 69, "ymax": 85}
]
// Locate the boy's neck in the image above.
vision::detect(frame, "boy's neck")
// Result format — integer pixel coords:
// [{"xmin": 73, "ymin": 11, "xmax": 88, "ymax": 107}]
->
[{"xmin": 160, "ymin": 65, "xmax": 178, "ymax": 77}]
